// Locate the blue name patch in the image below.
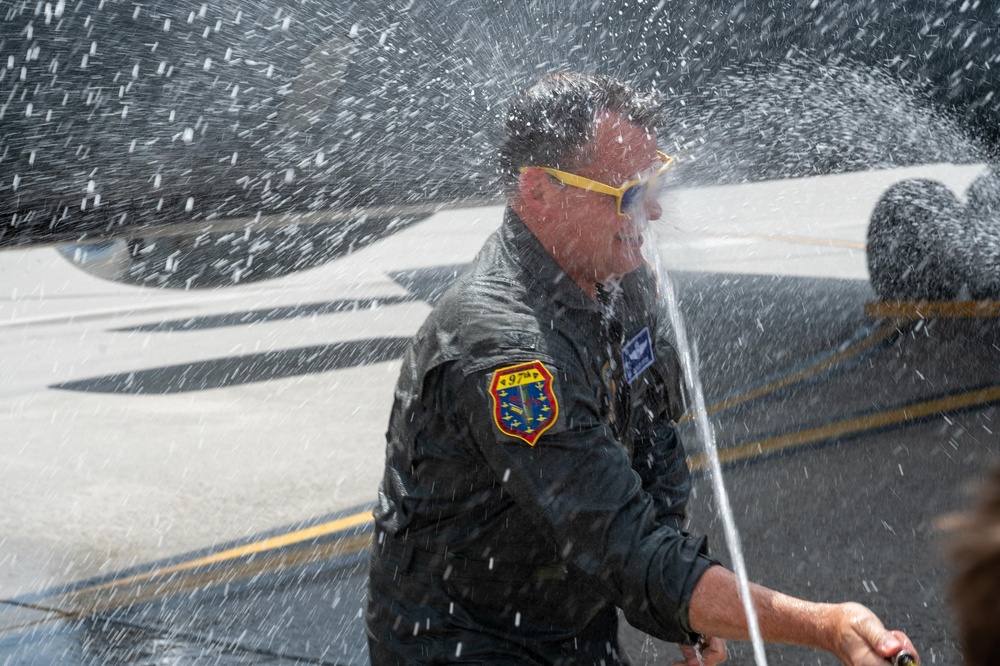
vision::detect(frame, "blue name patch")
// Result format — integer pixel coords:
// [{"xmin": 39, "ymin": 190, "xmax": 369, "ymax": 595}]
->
[{"xmin": 623, "ymin": 327, "xmax": 654, "ymax": 384}]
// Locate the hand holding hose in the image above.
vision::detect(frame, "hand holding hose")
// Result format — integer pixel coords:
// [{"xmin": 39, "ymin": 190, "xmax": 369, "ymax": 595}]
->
[{"xmin": 827, "ymin": 602, "xmax": 920, "ymax": 666}]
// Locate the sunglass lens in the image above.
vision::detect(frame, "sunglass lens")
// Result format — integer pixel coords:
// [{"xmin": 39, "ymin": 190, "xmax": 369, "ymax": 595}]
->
[{"xmin": 620, "ymin": 182, "xmax": 647, "ymax": 213}]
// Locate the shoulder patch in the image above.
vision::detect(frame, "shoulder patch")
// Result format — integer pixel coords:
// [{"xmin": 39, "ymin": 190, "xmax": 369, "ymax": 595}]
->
[{"xmin": 488, "ymin": 360, "xmax": 559, "ymax": 446}]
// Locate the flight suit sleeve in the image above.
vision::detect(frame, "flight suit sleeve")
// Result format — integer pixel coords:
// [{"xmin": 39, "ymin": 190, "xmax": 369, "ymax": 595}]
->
[
  {"xmin": 452, "ymin": 357, "xmax": 717, "ymax": 644},
  {"xmin": 631, "ymin": 419, "xmax": 691, "ymax": 531}
]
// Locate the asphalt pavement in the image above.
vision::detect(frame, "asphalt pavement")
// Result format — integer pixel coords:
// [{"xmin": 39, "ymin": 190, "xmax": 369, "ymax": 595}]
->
[{"xmin": 1, "ymin": 163, "xmax": 997, "ymax": 665}]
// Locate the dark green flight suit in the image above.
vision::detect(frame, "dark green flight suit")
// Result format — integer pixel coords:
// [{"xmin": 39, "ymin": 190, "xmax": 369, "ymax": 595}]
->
[{"xmin": 366, "ymin": 210, "xmax": 716, "ymax": 665}]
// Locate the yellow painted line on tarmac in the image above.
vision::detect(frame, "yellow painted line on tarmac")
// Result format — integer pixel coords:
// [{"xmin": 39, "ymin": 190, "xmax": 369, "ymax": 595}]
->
[
  {"xmin": 867, "ymin": 300, "xmax": 1000, "ymax": 319},
  {"xmin": 0, "ymin": 614, "xmax": 67, "ymax": 634},
  {"xmin": 687, "ymin": 384, "xmax": 1000, "ymax": 472},
  {"xmin": 679, "ymin": 319, "xmax": 903, "ymax": 423},
  {"xmin": 675, "ymin": 229, "xmax": 866, "ymax": 250},
  {"xmin": 43, "ymin": 509, "xmax": 374, "ymax": 615}
]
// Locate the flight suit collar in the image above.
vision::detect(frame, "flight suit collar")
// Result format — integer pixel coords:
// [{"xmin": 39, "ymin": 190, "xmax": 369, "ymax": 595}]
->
[{"xmin": 500, "ymin": 209, "xmax": 606, "ymax": 315}]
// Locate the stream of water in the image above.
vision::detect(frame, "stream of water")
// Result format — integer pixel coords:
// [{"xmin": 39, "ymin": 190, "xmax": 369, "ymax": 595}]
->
[{"xmin": 643, "ymin": 228, "xmax": 769, "ymax": 666}]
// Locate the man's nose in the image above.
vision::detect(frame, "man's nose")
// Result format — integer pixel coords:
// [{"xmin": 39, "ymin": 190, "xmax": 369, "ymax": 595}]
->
[{"xmin": 644, "ymin": 195, "xmax": 662, "ymax": 221}]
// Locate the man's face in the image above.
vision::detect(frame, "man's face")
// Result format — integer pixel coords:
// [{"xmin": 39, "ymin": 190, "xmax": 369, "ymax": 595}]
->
[{"xmin": 548, "ymin": 111, "xmax": 663, "ymax": 285}]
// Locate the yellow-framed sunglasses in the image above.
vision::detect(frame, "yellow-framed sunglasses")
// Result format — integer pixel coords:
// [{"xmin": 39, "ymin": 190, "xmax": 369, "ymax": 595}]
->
[{"xmin": 519, "ymin": 151, "xmax": 675, "ymax": 216}]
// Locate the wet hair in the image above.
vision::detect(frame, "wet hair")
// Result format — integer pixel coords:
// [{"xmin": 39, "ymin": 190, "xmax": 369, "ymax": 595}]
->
[
  {"xmin": 498, "ymin": 73, "xmax": 661, "ymax": 191},
  {"xmin": 947, "ymin": 465, "xmax": 1000, "ymax": 666}
]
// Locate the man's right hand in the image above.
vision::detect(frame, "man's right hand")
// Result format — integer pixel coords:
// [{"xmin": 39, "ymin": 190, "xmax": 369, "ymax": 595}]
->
[{"xmin": 824, "ymin": 602, "xmax": 920, "ymax": 666}]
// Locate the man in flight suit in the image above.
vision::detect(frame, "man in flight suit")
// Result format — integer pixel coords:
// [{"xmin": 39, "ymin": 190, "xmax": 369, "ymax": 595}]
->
[{"xmin": 365, "ymin": 73, "xmax": 920, "ymax": 666}]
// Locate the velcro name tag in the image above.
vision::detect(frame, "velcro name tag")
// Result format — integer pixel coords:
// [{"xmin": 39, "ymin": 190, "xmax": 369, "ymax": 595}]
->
[{"xmin": 623, "ymin": 327, "xmax": 654, "ymax": 384}]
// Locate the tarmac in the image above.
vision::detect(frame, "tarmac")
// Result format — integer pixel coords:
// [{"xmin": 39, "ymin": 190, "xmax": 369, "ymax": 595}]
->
[{"xmin": 1, "ymin": 162, "xmax": 997, "ymax": 665}]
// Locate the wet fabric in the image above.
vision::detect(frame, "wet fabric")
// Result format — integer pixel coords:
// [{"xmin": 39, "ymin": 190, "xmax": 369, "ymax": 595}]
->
[{"xmin": 366, "ymin": 209, "xmax": 717, "ymax": 665}]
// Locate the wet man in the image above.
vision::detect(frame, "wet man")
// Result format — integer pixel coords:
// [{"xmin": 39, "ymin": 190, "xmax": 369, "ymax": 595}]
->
[{"xmin": 365, "ymin": 73, "xmax": 920, "ymax": 666}]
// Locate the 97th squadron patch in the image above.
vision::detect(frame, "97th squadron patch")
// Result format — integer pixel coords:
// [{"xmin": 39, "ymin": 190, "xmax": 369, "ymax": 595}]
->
[{"xmin": 489, "ymin": 360, "xmax": 559, "ymax": 446}]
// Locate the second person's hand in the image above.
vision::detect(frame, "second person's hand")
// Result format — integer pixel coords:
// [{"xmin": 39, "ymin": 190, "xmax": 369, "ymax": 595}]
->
[{"xmin": 672, "ymin": 636, "xmax": 727, "ymax": 666}]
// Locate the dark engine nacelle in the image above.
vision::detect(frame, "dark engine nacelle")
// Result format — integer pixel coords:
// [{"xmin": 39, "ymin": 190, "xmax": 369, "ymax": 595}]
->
[{"xmin": 867, "ymin": 171, "xmax": 1000, "ymax": 301}]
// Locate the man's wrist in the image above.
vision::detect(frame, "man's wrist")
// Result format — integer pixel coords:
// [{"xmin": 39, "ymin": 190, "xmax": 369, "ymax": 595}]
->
[
  {"xmin": 811, "ymin": 602, "xmax": 843, "ymax": 654},
  {"xmin": 764, "ymin": 592, "xmax": 840, "ymax": 651}
]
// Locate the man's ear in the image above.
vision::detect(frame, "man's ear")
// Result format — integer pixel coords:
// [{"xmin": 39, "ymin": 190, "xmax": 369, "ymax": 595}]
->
[{"xmin": 517, "ymin": 168, "xmax": 556, "ymax": 220}]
